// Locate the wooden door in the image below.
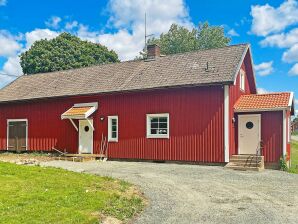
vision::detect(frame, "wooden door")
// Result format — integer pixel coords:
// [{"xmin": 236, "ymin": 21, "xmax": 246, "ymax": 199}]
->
[
  {"xmin": 8, "ymin": 120, "xmax": 27, "ymax": 151},
  {"xmin": 238, "ymin": 114, "xmax": 261, "ymax": 154},
  {"xmin": 79, "ymin": 119, "xmax": 93, "ymax": 154}
]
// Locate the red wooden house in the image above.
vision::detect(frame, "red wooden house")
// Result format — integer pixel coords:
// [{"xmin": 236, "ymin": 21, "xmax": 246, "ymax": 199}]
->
[{"xmin": 0, "ymin": 44, "xmax": 294, "ymax": 168}]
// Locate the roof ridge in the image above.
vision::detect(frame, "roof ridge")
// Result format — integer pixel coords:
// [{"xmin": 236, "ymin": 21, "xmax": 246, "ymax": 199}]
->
[{"xmin": 20, "ymin": 44, "xmax": 249, "ymax": 77}]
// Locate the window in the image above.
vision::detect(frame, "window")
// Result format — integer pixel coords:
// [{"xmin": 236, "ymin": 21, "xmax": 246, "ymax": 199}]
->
[
  {"xmin": 240, "ymin": 69, "xmax": 245, "ymax": 92},
  {"xmin": 146, "ymin": 113, "xmax": 169, "ymax": 138},
  {"xmin": 108, "ymin": 116, "xmax": 118, "ymax": 142}
]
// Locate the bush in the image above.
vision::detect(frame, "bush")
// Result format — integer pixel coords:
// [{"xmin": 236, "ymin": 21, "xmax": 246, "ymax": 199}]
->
[{"xmin": 279, "ymin": 155, "xmax": 288, "ymax": 171}]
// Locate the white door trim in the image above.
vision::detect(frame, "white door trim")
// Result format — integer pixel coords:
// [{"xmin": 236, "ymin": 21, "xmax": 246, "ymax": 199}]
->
[
  {"xmin": 7, "ymin": 119, "xmax": 28, "ymax": 151},
  {"xmin": 78, "ymin": 119, "xmax": 93, "ymax": 154},
  {"xmin": 238, "ymin": 114, "xmax": 261, "ymax": 155}
]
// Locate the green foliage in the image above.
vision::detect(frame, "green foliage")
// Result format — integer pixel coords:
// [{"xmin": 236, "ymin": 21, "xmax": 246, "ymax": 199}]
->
[
  {"xmin": 20, "ymin": 33, "xmax": 119, "ymax": 74},
  {"xmin": 289, "ymin": 140, "xmax": 298, "ymax": 173},
  {"xmin": 0, "ymin": 162, "xmax": 144, "ymax": 223},
  {"xmin": 279, "ymin": 155, "xmax": 288, "ymax": 171},
  {"xmin": 147, "ymin": 22, "xmax": 230, "ymax": 56}
]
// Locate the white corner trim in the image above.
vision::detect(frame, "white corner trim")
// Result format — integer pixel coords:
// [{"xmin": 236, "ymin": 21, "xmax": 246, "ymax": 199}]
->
[
  {"xmin": 224, "ymin": 85, "xmax": 230, "ymax": 162},
  {"xmin": 146, "ymin": 113, "xmax": 170, "ymax": 139},
  {"xmin": 288, "ymin": 92, "xmax": 294, "ymax": 107},
  {"xmin": 108, "ymin": 115, "xmax": 118, "ymax": 142},
  {"xmin": 282, "ymin": 110, "xmax": 287, "ymax": 157},
  {"xmin": 7, "ymin": 119, "xmax": 28, "ymax": 151}
]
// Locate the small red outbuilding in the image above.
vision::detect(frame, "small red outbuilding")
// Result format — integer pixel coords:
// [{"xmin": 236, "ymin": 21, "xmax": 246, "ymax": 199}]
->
[{"xmin": 0, "ymin": 44, "xmax": 295, "ymax": 168}]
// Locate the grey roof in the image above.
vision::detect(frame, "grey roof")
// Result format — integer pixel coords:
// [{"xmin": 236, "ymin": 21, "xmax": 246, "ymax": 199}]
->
[{"xmin": 0, "ymin": 44, "xmax": 249, "ymax": 103}]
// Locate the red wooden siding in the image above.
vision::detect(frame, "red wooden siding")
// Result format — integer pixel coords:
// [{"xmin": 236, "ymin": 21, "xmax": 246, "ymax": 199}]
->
[
  {"xmin": 229, "ymin": 51, "xmax": 256, "ymax": 157},
  {"xmin": 235, "ymin": 111, "xmax": 283, "ymax": 163},
  {"xmin": 0, "ymin": 86, "xmax": 225, "ymax": 163}
]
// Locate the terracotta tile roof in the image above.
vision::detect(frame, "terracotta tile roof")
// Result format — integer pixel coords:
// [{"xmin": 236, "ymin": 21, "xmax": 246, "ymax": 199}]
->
[
  {"xmin": 62, "ymin": 107, "xmax": 92, "ymax": 116},
  {"xmin": 0, "ymin": 44, "xmax": 249, "ymax": 103},
  {"xmin": 234, "ymin": 92, "xmax": 293, "ymax": 111}
]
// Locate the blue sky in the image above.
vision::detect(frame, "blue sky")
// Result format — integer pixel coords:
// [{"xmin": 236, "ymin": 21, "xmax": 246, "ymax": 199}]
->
[{"xmin": 0, "ymin": 0, "xmax": 297, "ymax": 112}]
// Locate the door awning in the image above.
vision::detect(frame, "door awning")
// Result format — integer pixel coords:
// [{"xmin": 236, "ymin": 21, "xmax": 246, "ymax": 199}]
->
[{"xmin": 61, "ymin": 102, "xmax": 98, "ymax": 120}]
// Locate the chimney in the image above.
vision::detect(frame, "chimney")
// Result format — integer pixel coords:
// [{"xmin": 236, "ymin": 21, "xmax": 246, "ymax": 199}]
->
[{"xmin": 147, "ymin": 44, "xmax": 160, "ymax": 59}]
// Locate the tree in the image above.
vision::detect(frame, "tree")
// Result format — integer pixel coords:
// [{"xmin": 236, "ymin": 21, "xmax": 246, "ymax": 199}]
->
[
  {"xmin": 20, "ymin": 33, "xmax": 119, "ymax": 74},
  {"xmin": 147, "ymin": 22, "xmax": 230, "ymax": 56}
]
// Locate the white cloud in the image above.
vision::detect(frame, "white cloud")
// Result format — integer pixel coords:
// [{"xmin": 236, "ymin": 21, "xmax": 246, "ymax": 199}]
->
[
  {"xmin": 227, "ymin": 29, "xmax": 239, "ymax": 37},
  {"xmin": 282, "ymin": 44, "xmax": 298, "ymax": 63},
  {"xmin": 0, "ymin": 57, "xmax": 23, "ymax": 88},
  {"xmin": 65, "ymin": 21, "xmax": 78, "ymax": 30},
  {"xmin": 289, "ymin": 63, "xmax": 298, "ymax": 75},
  {"xmin": 95, "ymin": 0, "xmax": 194, "ymax": 60},
  {"xmin": 25, "ymin": 28, "xmax": 59, "ymax": 49},
  {"xmin": 2, "ymin": 56, "xmax": 22, "ymax": 76},
  {"xmin": 254, "ymin": 61, "xmax": 274, "ymax": 76},
  {"xmin": 260, "ymin": 28, "xmax": 298, "ymax": 48},
  {"xmin": 45, "ymin": 16, "xmax": 62, "ymax": 29},
  {"xmin": 257, "ymin": 87, "xmax": 270, "ymax": 94},
  {"xmin": 0, "ymin": 0, "xmax": 6, "ymax": 6},
  {"xmin": 251, "ymin": 0, "xmax": 298, "ymax": 36},
  {"xmin": 0, "ymin": 31, "xmax": 22, "ymax": 57}
]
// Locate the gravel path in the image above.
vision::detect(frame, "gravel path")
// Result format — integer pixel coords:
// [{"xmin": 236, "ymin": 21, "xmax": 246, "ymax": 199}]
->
[{"xmin": 42, "ymin": 161, "xmax": 298, "ymax": 224}]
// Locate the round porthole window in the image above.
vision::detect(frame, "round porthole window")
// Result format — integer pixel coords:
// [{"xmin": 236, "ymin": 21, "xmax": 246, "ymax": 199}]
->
[
  {"xmin": 246, "ymin": 121, "xmax": 254, "ymax": 129},
  {"xmin": 84, "ymin": 126, "xmax": 89, "ymax": 132}
]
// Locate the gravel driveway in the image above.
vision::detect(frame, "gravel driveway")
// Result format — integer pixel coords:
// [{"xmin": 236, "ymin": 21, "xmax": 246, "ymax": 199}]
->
[{"xmin": 42, "ymin": 161, "xmax": 298, "ymax": 224}]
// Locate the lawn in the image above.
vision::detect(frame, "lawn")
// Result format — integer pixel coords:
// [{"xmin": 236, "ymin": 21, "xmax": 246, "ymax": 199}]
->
[
  {"xmin": 290, "ymin": 140, "xmax": 298, "ymax": 174},
  {"xmin": 0, "ymin": 162, "xmax": 144, "ymax": 224}
]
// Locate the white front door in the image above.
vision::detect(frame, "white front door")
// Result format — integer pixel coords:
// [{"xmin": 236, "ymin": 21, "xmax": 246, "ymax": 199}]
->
[
  {"xmin": 238, "ymin": 114, "xmax": 261, "ymax": 154},
  {"xmin": 79, "ymin": 119, "xmax": 93, "ymax": 154}
]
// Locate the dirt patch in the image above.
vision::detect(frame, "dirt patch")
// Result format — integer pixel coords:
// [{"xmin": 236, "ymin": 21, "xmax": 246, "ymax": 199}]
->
[{"xmin": 0, "ymin": 152, "xmax": 54, "ymax": 165}]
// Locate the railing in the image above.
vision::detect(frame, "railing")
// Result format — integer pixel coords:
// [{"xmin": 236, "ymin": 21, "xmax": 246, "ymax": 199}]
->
[{"xmin": 256, "ymin": 140, "xmax": 264, "ymax": 167}]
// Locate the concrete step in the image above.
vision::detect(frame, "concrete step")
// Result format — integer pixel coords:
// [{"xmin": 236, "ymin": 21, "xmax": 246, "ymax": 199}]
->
[
  {"xmin": 226, "ymin": 162, "xmax": 261, "ymax": 167},
  {"xmin": 225, "ymin": 165, "xmax": 262, "ymax": 171},
  {"xmin": 225, "ymin": 154, "xmax": 264, "ymax": 171}
]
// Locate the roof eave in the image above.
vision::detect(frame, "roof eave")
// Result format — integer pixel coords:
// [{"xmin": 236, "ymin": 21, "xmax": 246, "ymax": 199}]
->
[{"xmin": 234, "ymin": 108, "xmax": 288, "ymax": 113}]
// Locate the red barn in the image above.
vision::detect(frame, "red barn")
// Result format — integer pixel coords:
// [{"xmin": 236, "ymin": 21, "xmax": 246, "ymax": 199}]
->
[{"xmin": 0, "ymin": 44, "xmax": 295, "ymax": 168}]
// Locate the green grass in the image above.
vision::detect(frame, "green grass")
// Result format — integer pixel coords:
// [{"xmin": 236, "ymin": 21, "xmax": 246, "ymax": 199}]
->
[
  {"xmin": 289, "ymin": 140, "xmax": 298, "ymax": 174},
  {"xmin": 0, "ymin": 162, "xmax": 144, "ymax": 224},
  {"xmin": 292, "ymin": 131, "xmax": 298, "ymax": 136}
]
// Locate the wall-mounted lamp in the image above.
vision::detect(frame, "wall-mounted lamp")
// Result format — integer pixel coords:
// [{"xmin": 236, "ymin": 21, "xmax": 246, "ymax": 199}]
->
[
  {"xmin": 100, "ymin": 116, "xmax": 105, "ymax": 122},
  {"xmin": 232, "ymin": 117, "xmax": 236, "ymax": 123}
]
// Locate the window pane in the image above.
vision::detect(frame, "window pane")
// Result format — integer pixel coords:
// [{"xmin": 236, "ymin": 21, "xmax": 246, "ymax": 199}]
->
[
  {"xmin": 112, "ymin": 125, "xmax": 117, "ymax": 132},
  {"xmin": 151, "ymin": 118, "xmax": 158, "ymax": 123},
  {"xmin": 159, "ymin": 117, "xmax": 167, "ymax": 123},
  {"xmin": 151, "ymin": 129, "xmax": 157, "ymax": 134},
  {"xmin": 158, "ymin": 129, "xmax": 167, "ymax": 134},
  {"xmin": 151, "ymin": 122, "xmax": 158, "ymax": 129},
  {"xmin": 112, "ymin": 119, "xmax": 117, "ymax": 125},
  {"xmin": 159, "ymin": 122, "xmax": 167, "ymax": 129},
  {"xmin": 112, "ymin": 131, "xmax": 117, "ymax": 138}
]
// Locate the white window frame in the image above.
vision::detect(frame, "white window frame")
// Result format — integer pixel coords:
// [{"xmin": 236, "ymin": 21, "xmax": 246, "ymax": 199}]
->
[
  {"xmin": 146, "ymin": 113, "xmax": 169, "ymax": 139},
  {"xmin": 108, "ymin": 116, "xmax": 118, "ymax": 142},
  {"xmin": 240, "ymin": 69, "xmax": 245, "ymax": 92},
  {"xmin": 7, "ymin": 119, "xmax": 28, "ymax": 151}
]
